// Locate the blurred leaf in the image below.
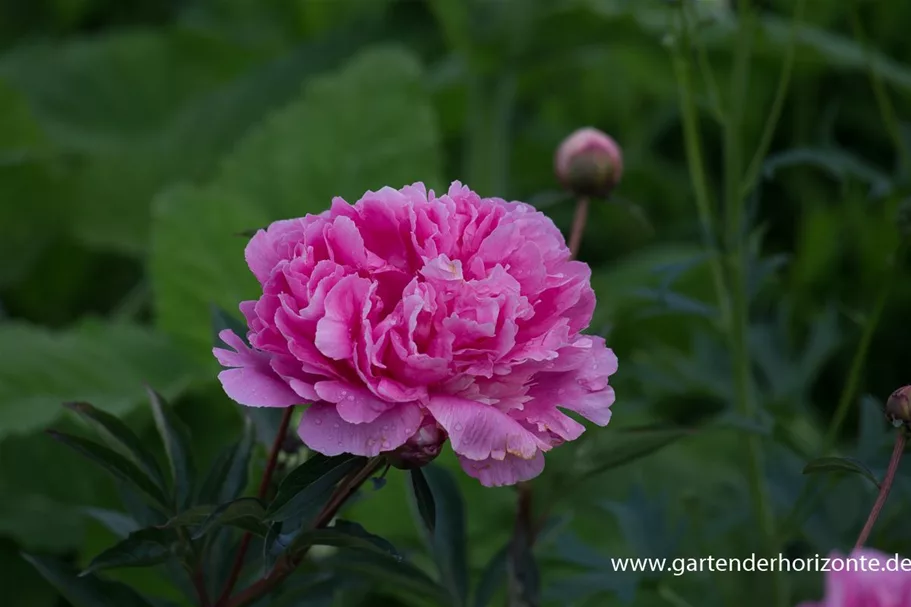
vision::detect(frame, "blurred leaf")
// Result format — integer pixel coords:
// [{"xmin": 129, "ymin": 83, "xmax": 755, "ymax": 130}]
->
[
  {"xmin": 199, "ymin": 416, "xmax": 254, "ymax": 504},
  {"xmin": 82, "ymin": 527, "xmax": 176, "ymax": 575},
  {"xmin": 267, "ymin": 454, "xmax": 365, "ymax": 523},
  {"xmin": 161, "ymin": 505, "xmax": 217, "ymax": 530},
  {"xmin": 147, "ymin": 388, "xmax": 195, "ymax": 510},
  {"xmin": 47, "ymin": 430, "xmax": 169, "ymax": 508},
  {"xmin": 286, "ymin": 521, "xmax": 401, "ymax": 557},
  {"xmin": 152, "ymin": 47, "xmax": 442, "ymax": 360},
  {"xmin": 0, "ymin": 539, "xmax": 57, "ymax": 607},
  {"xmin": 0, "ymin": 321, "xmax": 194, "ymax": 439},
  {"xmin": 319, "ymin": 550, "xmax": 449, "ymax": 604},
  {"xmin": 577, "ymin": 426, "xmax": 693, "ymax": 482},
  {"xmin": 507, "ymin": 525, "xmax": 538, "ymax": 607},
  {"xmin": 0, "ymin": 493, "xmax": 85, "ymax": 552},
  {"xmin": 802, "ymin": 456, "xmax": 880, "ymax": 489},
  {"xmin": 407, "ymin": 468, "xmax": 437, "ymax": 535},
  {"xmin": 64, "ymin": 401, "xmax": 165, "ymax": 489},
  {"xmin": 763, "ymin": 147, "xmax": 894, "ymax": 197},
  {"xmin": 23, "ymin": 554, "xmax": 156, "ymax": 607},
  {"xmin": 84, "ymin": 508, "xmax": 141, "ymax": 539},
  {"xmin": 413, "ymin": 465, "xmax": 468, "ymax": 607},
  {"xmin": 193, "ymin": 497, "xmax": 268, "ymax": 539},
  {"xmin": 473, "ymin": 546, "xmax": 508, "ymax": 607},
  {"xmin": 211, "ymin": 305, "xmax": 250, "ymax": 349}
]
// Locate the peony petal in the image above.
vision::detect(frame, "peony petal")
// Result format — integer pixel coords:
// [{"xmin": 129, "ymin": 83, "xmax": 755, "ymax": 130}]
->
[
  {"xmin": 217, "ymin": 368, "xmax": 301, "ymax": 407},
  {"xmin": 458, "ymin": 452, "xmax": 545, "ymax": 487},
  {"xmin": 313, "ymin": 381, "xmax": 393, "ymax": 424},
  {"xmin": 426, "ymin": 395, "xmax": 550, "ymax": 461},
  {"xmin": 298, "ymin": 402, "xmax": 423, "ymax": 457},
  {"xmin": 314, "ymin": 274, "xmax": 371, "ymax": 360}
]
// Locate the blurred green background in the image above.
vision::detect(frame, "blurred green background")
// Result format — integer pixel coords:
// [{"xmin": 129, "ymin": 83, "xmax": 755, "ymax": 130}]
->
[{"xmin": 3, "ymin": 0, "xmax": 911, "ymax": 605}]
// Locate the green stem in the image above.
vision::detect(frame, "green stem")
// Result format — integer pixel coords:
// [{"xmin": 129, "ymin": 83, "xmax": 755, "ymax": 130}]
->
[
  {"xmin": 741, "ymin": 0, "xmax": 806, "ymax": 196},
  {"xmin": 671, "ymin": 14, "xmax": 729, "ymax": 328},
  {"xmin": 723, "ymin": 3, "xmax": 786, "ymax": 606}
]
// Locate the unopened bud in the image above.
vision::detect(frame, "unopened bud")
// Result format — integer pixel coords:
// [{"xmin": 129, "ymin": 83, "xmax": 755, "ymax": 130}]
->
[
  {"xmin": 386, "ymin": 417, "xmax": 446, "ymax": 470},
  {"xmin": 554, "ymin": 127, "xmax": 623, "ymax": 198},
  {"xmin": 885, "ymin": 386, "xmax": 911, "ymax": 426}
]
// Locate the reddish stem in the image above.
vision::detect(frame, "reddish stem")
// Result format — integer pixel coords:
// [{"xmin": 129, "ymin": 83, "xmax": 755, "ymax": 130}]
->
[
  {"xmin": 568, "ymin": 196, "xmax": 590, "ymax": 258},
  {"xmin": 215, "ymin": 406, "xmax": 295, "ymax": 607},
  {"xmin": 192, "ymin": 566, "xmax": 212, "ymax": 607},
  {"xmin": 226, "ymin": 456, "xmax": 384, "ymax": 607},
  {"xmin": 854, "ymin": 431, "xmax": 906, "ymax": 550}
]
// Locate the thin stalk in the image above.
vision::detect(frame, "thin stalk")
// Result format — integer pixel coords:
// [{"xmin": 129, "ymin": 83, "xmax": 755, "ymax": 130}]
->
[
  {"xmin": 671, "ymin": 14, "xmax": 729, "ymax": 328},
  {"xmin": 741, "ymin": 0, "xmax": 806, "ymax": 196},
  {"xmin": 567, "ymin": 196, "xmax": 590, "ymax": 258},
  {"xmin": 723, "ymin": 2, "xmax": 786, "ymax": 606},
  {"xmin": 850, "ymin": 10, "xmax": 911, "ymax": 175},
  {"xmin": 854, "ymin": 432, "xmax": 906, "ymax": 549},
  {"xmin": 226, "ymin": 457, "xmax": 384, "ymax": 607},
  {"xmin": 682, "ymin": 0, "xmax": 723, "ymax": 123},
  {"xmin": 216, "ymin": 406, "xmax": 295, "ymax": 607}
]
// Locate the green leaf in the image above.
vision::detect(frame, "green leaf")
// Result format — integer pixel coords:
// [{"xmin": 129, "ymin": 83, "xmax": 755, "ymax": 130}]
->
[
  {"xmin": 802, "ymin": 456, "xmax": 881, "ymax": 489},
  {"xmin": 199, "ymin": 416, "xmax": 254, "ymax": 504},
  {"xmin": 407, "ymin": 468, "xmax": 436, "ymax": 535},
  {"xmin": 577, "ymin": 426, "xmax": 694, "ymax": 482},
  {"xmin": 320, "ymin": 550, "xmax": 449, "ymax": 604},
  {"xmin": 84, "ymin": 508, "xmax": 141, "ymax": 539},
  {"xmin": 23, "ymin": 553, "xmax": 156, "ymax": 607},
  {"xmin": 415, "ymin": 465, "xmax": 468, "ymax": 607},
  {"xmin": 82, "ymin": 527, "xmax": 176, "ymax": 575},
  {"xmin": 161, "ymin": 505, "xmax": 217, "ymax": 530},
  {"xmin": 267, "ymin": 454, "xmax": 365, "ymax": 523},
  {"xmin": 151, "ymin": 47, "xmax": 442, "ymax": 360},
  {"xmin": 46, "ymin": 431, "xmax": 169, "ymax": 508},
  {"xmin": 64, "ymin": 401, "xmax": 165, "ymax": 488},
  {"xmin": 147, "ymin": 389, "xmax": 196, "ymax": 510},
  {"xmin": 287, "ymin": 521, "xmax": 401, "ymax": 558},
  {"xmin": 193, "ymin": 497, "xmax": 269, "ymax": 539},
  {"xmin": 763, "ymin": 147, "xmax": 893, "ymax": 197},
  {"xmin": 211, "ymin": 305, "xmax": 250, "ymax": 349},
  {"xmin": 473, "ymin": 546, "xmax": 508, "ymax": 607},
  {"xmin": 0, "ymin": 321, "xmax": 194, "ymax": 440}
]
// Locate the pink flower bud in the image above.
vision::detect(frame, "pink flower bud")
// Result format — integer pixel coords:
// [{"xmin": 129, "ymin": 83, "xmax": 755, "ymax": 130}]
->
[
  {"xmin": 554, "ymin": 127, "xmax": 623, "ymax": 198},
  {"xmin": 386, "ymin": 417, "xmax": 447, "ymax": 470},
  {"xmin": 886, "ymin": 386, "xmax": 911, "ymax": 426}
]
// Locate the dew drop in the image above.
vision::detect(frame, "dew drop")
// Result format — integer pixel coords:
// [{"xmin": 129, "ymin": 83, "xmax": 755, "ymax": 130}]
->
[
  {"xmin": 367, "ymin": 438, "xmax": 376, "ymax": 446},
  {"xmin": 382, "ymin": 425, "xmax": 389, "ymax": 431},
  {"xmin": 557, "ymin": 388, "xmax": 565, "ymax": 395},
  {"xmin": 347, "ymin": 395, "xmax": 355, "ymax": 401},
  {"xmin": 382, "ymin": 440, "xmax": 390, "ymax": 448},
  {"xmin": 337, "ymin": 440, "xmax": 343, "ymax": 446},
  {"xmin": 333, "ymin": 423, "xmax": 340, "ymax": 429},
  {"xmin": 340, "ymin": 390, "xmax": 348, "ymax": 397},
  {"xmin": 315, "ymin": 419, "xmax": 323, "ymax": 425},
  {"xmin": 454, "ymin": 423, "xmax": 463, "ymax": 431}
]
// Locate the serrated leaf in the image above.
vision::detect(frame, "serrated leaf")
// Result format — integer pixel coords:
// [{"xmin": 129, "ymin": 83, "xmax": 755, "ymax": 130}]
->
[
  {"xmin": 47, "ymin": 431, "xmax": 169, "ymax": 508},
  {"xmin": 415, "ymin": 465, "xmax": 468, "ymax": 607},
  {"xmin": 147, "ymin": 389, "xmax": 196, "ymax": 510},
  {"xmin": 320, "ymin": 550, "xmax": 449, "ymax": 604},
  {"xmin": 84, "ymin": 508, "xmax": 141, "ymax": 539},
  {"xmin": 82, "ymin": 527, "xmax": 176, "ymax": 575},
  {"xmin": 151, "ymin": 47, "xmax": 441, "ymax": 360},
  {"xmin": 577, "ymin": 426, "xmax": 693, "ymax": 482},
  {"xmin": 802, "ymin": 456, "xmax": 881, "ymax": 489},
  {"xmin": 23, "ymin": 553, "xmax": 156, "ymax": 607},
  {"xmin": 199, "ymin": 416, "xmax": 254, "ymax": 504},
  {"xmin": 267, "ymin": 454, "xmax": 365, "ymax": 523},
  {"xmin": 407, "ymin": 468, "xmax": 436, "ymax": 535},
  {"xmin": 64, "ymin": 401, "xmax": 165, "ymax": 488},
  {"xmin": 0, "ymin": 321, "xmax": 193, "ymax": 440},
  {"xmin": 193, "ymin": 497, "xmax": 268, "ymax": 540}
]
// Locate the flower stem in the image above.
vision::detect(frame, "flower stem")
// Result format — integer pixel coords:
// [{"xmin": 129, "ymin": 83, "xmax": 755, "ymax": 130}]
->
[
  {"xmin": 568, "ymin": 196, "xmax": 590, "ymax": 258},
  {"xmin": 216, "ymin": 406, "xmax": 295, "ymax": 607},
  {"xmin": 226, "ymin": 456, "xmax": 384, "ymax": 607},
  {"xmin": 854, "ymin": 432, "xmax": 906, "ymax": 550}
]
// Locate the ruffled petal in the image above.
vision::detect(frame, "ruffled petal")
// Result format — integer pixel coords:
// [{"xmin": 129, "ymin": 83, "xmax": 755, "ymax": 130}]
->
[
  {"xmin": 298, "ymin": 402, "xmax": 423, "ymax": 457},
  {"xmin": 458, "ymin": 452, "xmax": 545, "ymax": 487}
]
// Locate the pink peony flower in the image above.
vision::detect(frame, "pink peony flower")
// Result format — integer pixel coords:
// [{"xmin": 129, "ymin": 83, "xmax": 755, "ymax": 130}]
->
[
  {"xmin": 213, "ymin": 181, "xmax": 617, "ymax": 486},
  {"xmin": 798, "ymin": 549, "xmax": 911, "ymax": 607}
]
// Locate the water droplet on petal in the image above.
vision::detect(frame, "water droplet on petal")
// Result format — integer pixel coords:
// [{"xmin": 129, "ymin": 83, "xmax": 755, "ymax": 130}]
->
[
  {"xmin": 337, "ymin": 440, "xmax": 343, "ymax": 446},
  {"xmin": 454, "ymin": 423, "xmax": 463, "ymax": 431},
  {"xmin": 557, "ymin": 388, "xmax": 565, "ymax": 395},
  {"xmin": 315, "ymin": 419, "xmax": 323, "ymax": 425},
  {"xmin": 340, "ymin": 390, "xmax": 348, "ymax": 397},
  {"xmin": 333, "ymin": 423, "xmax": 340, "ymax": 428},
  {"xmin": 347, "ymin": 395, "xmax": 355, "ymax": 401}
]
